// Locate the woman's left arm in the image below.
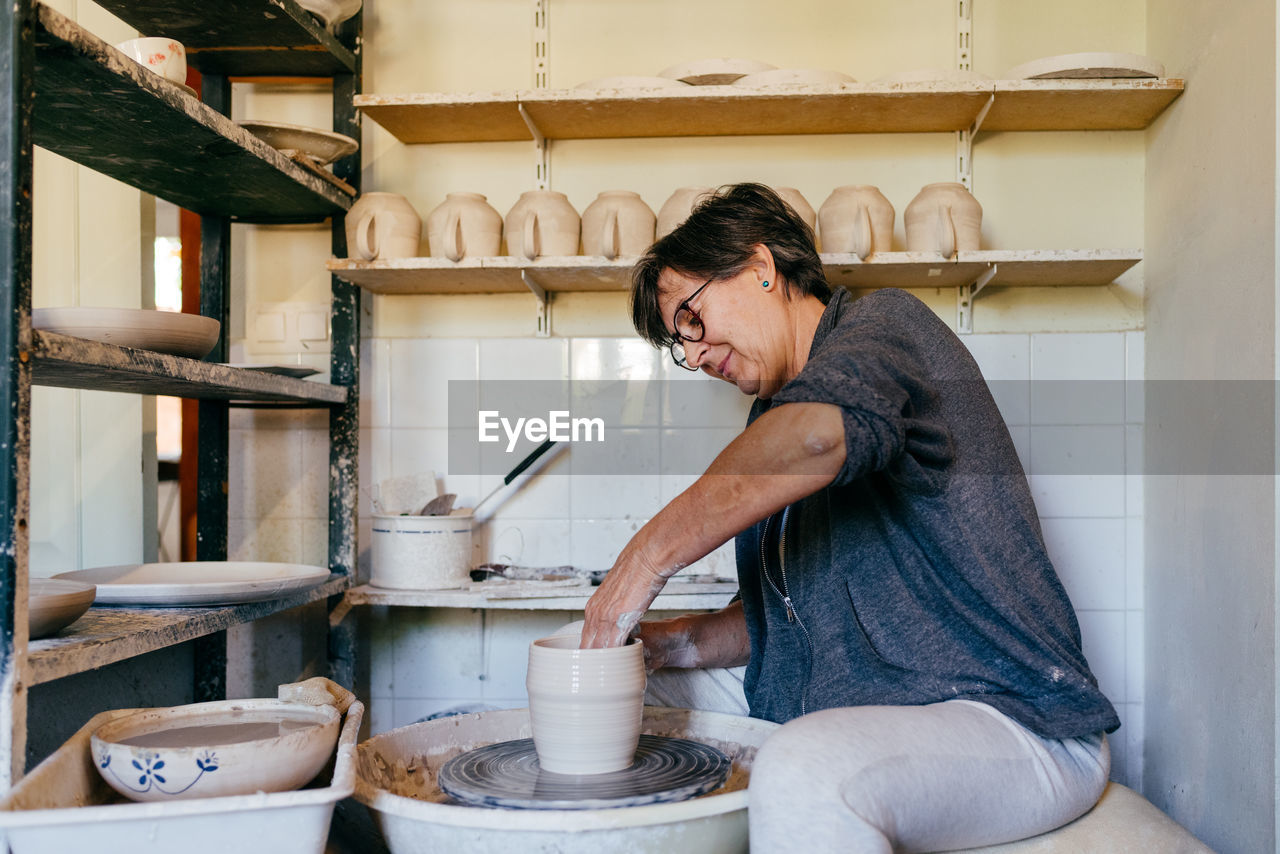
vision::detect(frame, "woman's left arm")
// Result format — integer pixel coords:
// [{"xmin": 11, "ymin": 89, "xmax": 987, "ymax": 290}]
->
[{"xmin": 581, "ymin": 401, "xmax": 846, "ymax": 648}]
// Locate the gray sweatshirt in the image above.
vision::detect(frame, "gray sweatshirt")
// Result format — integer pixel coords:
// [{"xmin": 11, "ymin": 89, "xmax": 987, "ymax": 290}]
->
[{"xmin": 735, "ymin": 287, "xmax": 1119, "ymax": 740}]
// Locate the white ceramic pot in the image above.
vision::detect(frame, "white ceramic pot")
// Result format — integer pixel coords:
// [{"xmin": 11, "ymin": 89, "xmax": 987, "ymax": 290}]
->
[
  {"xmin": 90, "ymin": 699, "xmax": 340, "ymax": 802},
  {"xmin": 346, "ymin": 192, "xmax": 422, "ymax": 261},
  {"xmin": 655, "ymin": 186, "xmax": 713, "ymax": 239},
  {"xmin": 295, "ymin": 0, "xmax": 362, "ymax": 29},
  {"xmin": 426, "ymin": 192, "xmax": 503, "ymax": 261},
  {"xmin": 115, "ymin": 37, "xmax": 187, "ymax": 85},
  {"xmin": 774, "ymin": 187, "xmax": 817, "ymax": 232},
  {"xmin": 581, "ymin": 191, "xmax": 656, "ymax": 259},
  {"xmin": 504, "ymin": 191, "xmax": 581, "ymax": 259},
  {"xmin": 819, "ymin": 185, "xmax": 895, "ymax": 259},
  {"xmin": 904, "ymin": 182, "xmax": 982, "ymax": 258},
  {"xmin": 526, "ymin": 633, "xmax": 646, "ymax": 774},
  {"xmin": 370, "ymin": 513, "xmax": 473, "ymax": 590}
]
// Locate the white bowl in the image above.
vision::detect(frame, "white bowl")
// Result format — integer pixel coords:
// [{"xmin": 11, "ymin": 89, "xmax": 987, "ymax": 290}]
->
[
  {"xmin": 29, "ymin": 578, "xmax": 95, "ymax": 639},
  {"xmin": 237, "ymin": 121, "xmax": 359, "ymax": 165},
  {"xmin": 874, "ymin": 68, "xmax": 993, "ymax": 84},
  {"xmin": 114, "ymin": 37, "xmax": 186, "ymax": 85},
  {"xmin": 1004, "ymin": 51, "xmax": 1165, "ymax": 80},
  {"xmin": 91, "ymin": 699, "xmax": 340, "ymax": 802},
  {"xmin": 573, "ymin": 75, "xmax": 691, "ymax": 91},
  {"xmin": 295, "ymin": 0, "xmax": 362, "ymax": 28},
  {"xmin": 732, "ymin": 68, "xmax": 856, "ymax": 88},
  {"xmin": 32, "ymin": 307, "xmax": 220, "ymax": 359},
  {"xmin": 657, "ymin": 58, "xmax": 776, "ymax": 85}
]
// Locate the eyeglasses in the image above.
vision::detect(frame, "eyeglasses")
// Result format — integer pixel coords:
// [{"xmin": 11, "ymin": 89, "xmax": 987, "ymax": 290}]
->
[{"xmin": 668, "ymin": 277, "xmax": 714, "ymax": 371}]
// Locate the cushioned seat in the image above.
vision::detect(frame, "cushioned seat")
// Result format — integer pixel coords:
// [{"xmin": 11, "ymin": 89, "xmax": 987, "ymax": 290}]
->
[{"xmin": 946, "ymin": 783, "xmax": 1212, "ymax": 853}]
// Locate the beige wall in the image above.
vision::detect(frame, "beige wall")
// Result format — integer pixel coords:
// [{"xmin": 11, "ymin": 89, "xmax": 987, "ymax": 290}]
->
[{"xmin": 1145, "ymin": 1, "xmax": 1276, "ymax": 851}]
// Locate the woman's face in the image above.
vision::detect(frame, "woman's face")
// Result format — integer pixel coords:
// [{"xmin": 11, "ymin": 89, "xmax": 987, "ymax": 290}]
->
[{"xmin": 656, "ymin": 247, "xmax": 797, "ymax": 399}]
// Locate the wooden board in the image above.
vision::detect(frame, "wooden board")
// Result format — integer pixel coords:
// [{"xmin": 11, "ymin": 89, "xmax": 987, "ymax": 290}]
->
[
  {"xmin": 328, "ymin": 250, "xmax": 1141, "ymax": 295},
  {"xmin": 355, "ymin": 79, "xmax": 1185, "ymax": 145},
  {"xmin": 984, "ymin": 79, "xmax": 1185, "ymax": 131},
  {"xmin": 33, "ymin": 4, "xmax": 351, "ymax": 222},
  {"xmin": 342, "ymin": 580, "xmax": 738, "ymax": 613},
  {"xmin": 31, "ymin": 330, "xmax": 348, "ymax": 404},
  {"xmin": 26, "ymin": 574, "xmax": 349, "ymax": 685},
  {"xmin": 88, "ymin": 0, "xmax": 356, "ymax": 76}
]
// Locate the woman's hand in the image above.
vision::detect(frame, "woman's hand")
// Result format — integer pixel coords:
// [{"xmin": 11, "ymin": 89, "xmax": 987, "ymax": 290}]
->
[
  {"xmin": 581, "ymin": 549, "xmax": 669, "ymax": 648},
  {"xmin": 633, "ymin": 617, "xmax": 699, "ymax": 671}
]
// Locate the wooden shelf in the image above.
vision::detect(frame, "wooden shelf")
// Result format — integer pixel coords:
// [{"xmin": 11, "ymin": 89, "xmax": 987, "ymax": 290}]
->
[
  {"xmin": 33, "ymin": 3, "xmax": 352, "ymax": 222},
  {"xmin": 327, "ymin": 249, "xmax": 1141, "ymax": 295},
  {"xmin": 31, "ymin": 330, "xmax": 348, "ymax": 404},
  {"xmin": 27, "ymin": 574, "xmax": 350, "ymax": 686},
  {"xmin": 341, "ymin": 579, "xmax": 738, "ymax": 613},
  {"xmin": 355, "ymin": 79, "xmax": 1184, "ymax": 144},
  {"xmin": 91, "ymin": 0, "xmax": 357, "ymax": 77}
]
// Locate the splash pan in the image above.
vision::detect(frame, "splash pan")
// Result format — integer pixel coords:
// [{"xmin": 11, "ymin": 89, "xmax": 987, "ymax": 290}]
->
[{"xmin": 355, "ymin": 706, "xmax": 778, "ymax": 854}]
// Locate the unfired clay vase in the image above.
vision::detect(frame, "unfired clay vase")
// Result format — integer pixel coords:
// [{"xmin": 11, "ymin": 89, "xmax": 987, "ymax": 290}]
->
[
  {"xmin": 655, "ymin": 186, "xmax": 713, "ymax": 239},
  {"xmin": 346, "ymin": 192, "xmax": 422, "ymax": 260},
  {"xmin": 504, "ymin": 190, "xmax": 581, "ymax": 259},
  {"xmin": 426, "ymin": 192, "xmax": 503, "ymax": 261},
  {"xmin": 819, "ymin": 185, "xmax": 895, "ymax": 259},
  {"xmin": 526, "ymin": 633, "xmax": 646, "ymax": 774},
  {"xmin": 904, "ymin": 182, "xmax": 982, "ymax": 258},
  {"xmin": 774, "ymin": 187, "xmax": 817, "ymax": 233},
  {"xmin": 581, "ymin": 191, "xmax": 656, "ymax": 259}
]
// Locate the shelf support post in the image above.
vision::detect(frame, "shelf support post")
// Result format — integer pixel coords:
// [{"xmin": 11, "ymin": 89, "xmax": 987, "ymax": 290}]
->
[
  {"xmin": 0, "ymin": 0, "xmax": 35, "ymax": 788},
  {"xmin": 957, "ymin": 263, "xmax": 997, "ymax": 334},
  {"xmin": 528, "ymin": 0, "xmax": 551, "ymax": 189},
  {"xmin": 521, "ymin": 270, "xmax": 552, "ymax": 337}
]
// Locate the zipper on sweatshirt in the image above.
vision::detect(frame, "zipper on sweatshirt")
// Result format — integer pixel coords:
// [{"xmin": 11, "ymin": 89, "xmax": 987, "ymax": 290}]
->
[{"xmin": 760, "ymin": 506, "xmax": 814, "ymax": 715}]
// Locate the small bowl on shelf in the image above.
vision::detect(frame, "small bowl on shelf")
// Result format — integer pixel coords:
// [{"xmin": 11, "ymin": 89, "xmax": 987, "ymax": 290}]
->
[
  {"xmin": 90, "ymin": 698, "xmax": 341, "ymax": 802},
  {"xmin": 656, "ymin": 58, "xmax": 776, "ymax": 86},
  {"xmin": 237, "ymin": 120, "xmax": 359, "ymax": 166},
  {"xmin": 29, "ymin": 578, "xmax": 95, "ymax": 639}
]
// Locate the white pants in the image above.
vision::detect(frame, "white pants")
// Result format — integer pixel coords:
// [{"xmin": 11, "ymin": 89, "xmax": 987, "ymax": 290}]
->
[{"xmin": 646, "ymin": 669, "xmax": 1109, "ymax": 854}]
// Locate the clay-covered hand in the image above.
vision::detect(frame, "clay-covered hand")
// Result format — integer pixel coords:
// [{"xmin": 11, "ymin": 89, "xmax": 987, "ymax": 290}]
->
[
  {"xmin": 580, "ymin": 554, "xmax": 669, "ymax": 649},
  {"xmin": 632, "ymin": 617, "xmax": 699, "ymax": 672}
]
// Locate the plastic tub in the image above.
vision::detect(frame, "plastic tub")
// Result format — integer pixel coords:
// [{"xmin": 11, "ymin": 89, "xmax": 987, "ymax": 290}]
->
[
  {"xmin": 0, "ymin": 681, "xmax": 363, "ymax": 854},
  {"xmin": 370, "ymin": 513, "xmax": 472, "ymax": 589},
  {"xmin": 354, "ymin": 706, "xmax": 777, "ymax": 854}
]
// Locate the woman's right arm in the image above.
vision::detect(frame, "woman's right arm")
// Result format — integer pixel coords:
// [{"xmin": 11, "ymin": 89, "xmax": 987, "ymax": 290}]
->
[{"xmin": 634, "ymin": 599, "xmax": 750, "ymax": 671}]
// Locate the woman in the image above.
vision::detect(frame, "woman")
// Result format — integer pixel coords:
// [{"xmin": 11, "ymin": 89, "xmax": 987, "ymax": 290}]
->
[{"xmin": 581, "ymin": 184, "xmax": 1118, "ymax": 852}]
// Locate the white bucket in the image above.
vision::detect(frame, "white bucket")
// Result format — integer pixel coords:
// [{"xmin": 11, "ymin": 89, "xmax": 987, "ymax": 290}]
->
[{"xmin": 370, "ymin": 514, "xmax": 473, "ymax": 590}]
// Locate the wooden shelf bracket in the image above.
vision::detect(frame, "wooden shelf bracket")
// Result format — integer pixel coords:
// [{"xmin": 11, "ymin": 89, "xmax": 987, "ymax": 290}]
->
[
  {"xmin": 520, "ymin": 269, "xmax": 552, "ymax": 337},
  {"xmin": 957, "ymin": 263, "xmax": 998, "ymax": 334}
]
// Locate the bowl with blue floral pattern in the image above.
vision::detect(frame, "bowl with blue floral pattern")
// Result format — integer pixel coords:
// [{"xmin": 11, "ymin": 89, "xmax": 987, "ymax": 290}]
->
[{"xmin": 90, "ymin": 698, "xmax": 340, "ymax": 802}]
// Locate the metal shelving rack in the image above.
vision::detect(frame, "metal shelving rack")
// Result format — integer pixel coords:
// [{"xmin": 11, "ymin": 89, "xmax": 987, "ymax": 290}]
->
[{"xmin": 0, "ymin": 0, "xmax": 361, "ymax": 785}]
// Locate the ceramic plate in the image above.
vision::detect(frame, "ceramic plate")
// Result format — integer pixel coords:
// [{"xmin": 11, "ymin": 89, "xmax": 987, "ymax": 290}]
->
[
  {"xmin": 657, "ymin": 58, "xmax": 776, "ymax": 86},
  {"xmin": 573, "ymin": 75, "xmax": 690, "ymax": 91},
  {"xmin": 33, "ymin": 307, "xmax": 220, "ymax": 359},
  {"xmin": 237, "ymin": 121, "xmax": 359, "ymax": 165},
  {"xmin": 732, "ymin": 68, "xmax": 856, "ymax": 88},
  {"xmin": 874, "ymin": 68, "xmax": 992, "ymax": 84},
  {"xmin": 222, "ymin": 363, "xmax": 321, "ymax": 379},
  {"xmin": 1005, "ymin": 52, "xmax": 1165, "ymax": 80},
  {"xmin": 54, "ymin": 562, "xmax": 331, "ymax": 606},
  {"xmin": 29, "ymin": 578, "xmax": 96, "ymax": 639}
]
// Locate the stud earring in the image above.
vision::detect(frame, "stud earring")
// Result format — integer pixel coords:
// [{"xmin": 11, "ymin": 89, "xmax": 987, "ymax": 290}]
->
[{"xmin": 762, "ymin": 280, "xmax": 770, "ymax": 288}]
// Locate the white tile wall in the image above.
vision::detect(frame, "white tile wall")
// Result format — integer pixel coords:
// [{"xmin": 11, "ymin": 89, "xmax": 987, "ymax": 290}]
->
[{"xmin": 231, "ymin": 330, "xmax": 1147, "ymax": 791}]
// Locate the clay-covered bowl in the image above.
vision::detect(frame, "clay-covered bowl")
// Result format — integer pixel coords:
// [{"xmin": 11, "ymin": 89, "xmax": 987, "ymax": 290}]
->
[{"xmin": 91, "ymin": 699, "xmax": 340, "ymax": 802}]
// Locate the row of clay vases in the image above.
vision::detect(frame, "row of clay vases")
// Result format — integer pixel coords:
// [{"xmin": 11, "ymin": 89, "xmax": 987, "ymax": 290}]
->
[
  {"xmin": 816, "ymin": 183, "xmax": 982, "ymax": 259},
  {"xmin": 346, "ymin": 182, "xmax": 981, "ymax": 262}
]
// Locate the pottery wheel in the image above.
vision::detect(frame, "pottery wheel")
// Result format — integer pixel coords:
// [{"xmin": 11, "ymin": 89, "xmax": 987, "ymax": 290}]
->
[{"xmin": 438, "ymin": 734, "xmax": 731, "ymax": 810}]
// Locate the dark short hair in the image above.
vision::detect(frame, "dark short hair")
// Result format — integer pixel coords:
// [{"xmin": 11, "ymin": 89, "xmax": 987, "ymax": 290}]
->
[{"xmin": 630, "ymin": 183, "xmax": 831, "ymax": 348}]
